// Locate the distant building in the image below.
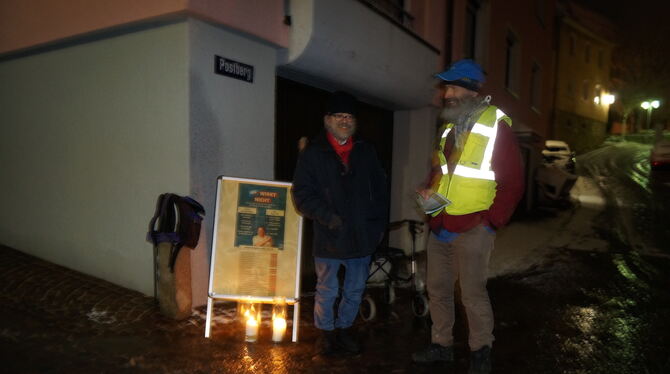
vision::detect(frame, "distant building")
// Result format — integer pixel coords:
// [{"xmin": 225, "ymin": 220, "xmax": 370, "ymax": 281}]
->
[{"xmin": 553, "ymin": 0, "xmax": 616, "ymax": 153}]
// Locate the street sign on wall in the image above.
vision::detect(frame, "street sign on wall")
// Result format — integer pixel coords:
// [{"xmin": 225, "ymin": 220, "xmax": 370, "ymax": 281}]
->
[{"xmin": 214, "ymin": 55, "xmax": 254, "ymax": 83}]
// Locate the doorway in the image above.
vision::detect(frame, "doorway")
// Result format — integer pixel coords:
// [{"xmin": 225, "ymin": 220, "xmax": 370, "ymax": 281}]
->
[{"xmin": 274, "ymin": 77, "xmax": 394, "ymax": 288}]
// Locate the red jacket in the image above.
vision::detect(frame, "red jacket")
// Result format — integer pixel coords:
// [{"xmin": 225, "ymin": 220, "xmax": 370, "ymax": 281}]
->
[{"xmin": 428, "ymin": 121, "xmax": 525, "ymax": 233}]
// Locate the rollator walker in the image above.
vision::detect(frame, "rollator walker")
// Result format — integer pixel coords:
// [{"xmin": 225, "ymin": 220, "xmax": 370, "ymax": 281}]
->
[{"xmin": 359, "ymin": 219, "xmax": 429, "ymax": 321}]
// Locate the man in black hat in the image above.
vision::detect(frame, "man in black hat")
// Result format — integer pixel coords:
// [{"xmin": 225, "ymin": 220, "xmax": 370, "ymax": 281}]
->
[{"xmin": 292, "ymin": 91, "xmax": 389, "ymax": 358}]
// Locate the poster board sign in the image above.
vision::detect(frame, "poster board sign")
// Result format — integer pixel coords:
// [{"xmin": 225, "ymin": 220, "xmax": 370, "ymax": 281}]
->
[{"xmin": 208, "ymin": 176, "xmax": 302, "ymax": 301}]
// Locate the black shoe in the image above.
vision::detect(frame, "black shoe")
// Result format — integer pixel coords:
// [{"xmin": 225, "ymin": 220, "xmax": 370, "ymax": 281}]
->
[
  {"xmin": 316, "ymin": 330, "xmax": 339, "ymax": 357},
  {"xmin": 412, "ymin": 343, "xmax": 454, "ymax": 363},
  {"xmin": 336, "ymin": 328, "xmax": 361, "ymax": 354},
  {"xmin": 468, "ymin": 345, "xmax": 492, "ymax": 374}
]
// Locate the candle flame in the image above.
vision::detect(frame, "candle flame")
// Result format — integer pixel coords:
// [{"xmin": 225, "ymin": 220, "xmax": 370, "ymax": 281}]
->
[{"xmin": 242, "ymin": 303, "xmax": 260, "ymax": 322}]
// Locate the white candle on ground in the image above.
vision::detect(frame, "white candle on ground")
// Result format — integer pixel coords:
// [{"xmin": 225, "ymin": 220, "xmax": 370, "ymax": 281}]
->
[
  {"xmin": 272, "ymin": 317, "xmax": 287, "ymax": 343},
  {"xmin": 245, "ymin": 317, "xmax": 258, "ymax": 342}
]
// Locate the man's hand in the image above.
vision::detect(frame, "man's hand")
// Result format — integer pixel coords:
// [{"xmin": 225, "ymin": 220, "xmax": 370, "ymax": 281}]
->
[
  {"xmin": 416, "ymin": 188, "xmax": 434, "ymax": 200},
  {"xmin": 328, "ymin": 215, "xmax": 343, "ymax": 230}
]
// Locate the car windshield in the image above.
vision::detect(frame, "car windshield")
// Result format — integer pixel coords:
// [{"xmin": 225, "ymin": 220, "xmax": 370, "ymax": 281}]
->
[{"xmin": 547, "ymin": 146, "xmax": 568, "ymax": 152}]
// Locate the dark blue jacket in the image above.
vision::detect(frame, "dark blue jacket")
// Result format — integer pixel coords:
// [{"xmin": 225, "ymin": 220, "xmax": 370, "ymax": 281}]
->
[{"xmin": 292, "ymin": 132, "xmax": 389, "ymax": 259}]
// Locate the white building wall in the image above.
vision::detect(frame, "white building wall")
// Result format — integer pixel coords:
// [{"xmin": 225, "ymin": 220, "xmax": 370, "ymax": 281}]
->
[
  {"xmin": 0, "ymin": 22, "xmax": 190, "ymax": 295},
  {"xmin": 281, "ymin": 0, "xmax": 436, "ymax": 109},
  {"xmin": 187, "ymin": 19, "xmax": 277, "ymax": 306}
]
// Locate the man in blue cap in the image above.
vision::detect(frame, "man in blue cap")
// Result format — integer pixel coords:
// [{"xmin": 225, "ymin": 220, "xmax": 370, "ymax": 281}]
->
[{"xmin": 412, "ymin": 59, "xmax": 524, "ymax": 374}]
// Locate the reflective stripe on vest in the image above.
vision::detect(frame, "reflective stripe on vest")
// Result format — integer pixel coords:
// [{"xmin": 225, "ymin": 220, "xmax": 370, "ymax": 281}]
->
[
  {"xmin": 433, "ymin": 105, "xmax": 512, "ymax": 216},
  {"xmin": 439, "ymin": 126, "xmax": 453, "ymax": 175},
  {"xmin": 453, "ymin": 122, "xmax": 497, "ymax": 180}
]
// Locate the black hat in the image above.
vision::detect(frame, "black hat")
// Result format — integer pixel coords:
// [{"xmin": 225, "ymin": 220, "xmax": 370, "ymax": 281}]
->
[{"xmin": 326, "ymin": 91, "xmax": 358, "ymax": 115}]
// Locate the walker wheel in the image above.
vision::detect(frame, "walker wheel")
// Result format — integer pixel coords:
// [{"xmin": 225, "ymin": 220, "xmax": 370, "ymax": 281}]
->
[
  {"xmin": 383, "ymin": 281, "xmax": 396, "ymax": 305},
  {"xmin": 359, "ymin": 294, "xmax": 377, "ymax": 321},
  {"xmin": 412, "ymin": 293, "xmax": 429, "ymax": 317}
]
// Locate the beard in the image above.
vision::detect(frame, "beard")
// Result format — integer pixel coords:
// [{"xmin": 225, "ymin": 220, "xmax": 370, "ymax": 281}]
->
[
  {"xmin": 325, "ymin": 121, "xmax": 356, "ymax": 143},
  {"xmin": 440, "ymin": 95, "xmax": 487, "ymax": 149},
  {"xmin": 440, "ymin": 95, "xmax": 484, "ymax": 124}
]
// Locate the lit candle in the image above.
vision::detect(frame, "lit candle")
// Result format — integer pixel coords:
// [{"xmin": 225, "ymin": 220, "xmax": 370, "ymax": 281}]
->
[
  {"xmin": 245, "ymin": 317, "xmax": 258, "ymax": 342},
  {"xmin": 272, "ymin": 317, "xmax": 287, "ymax": 343}
]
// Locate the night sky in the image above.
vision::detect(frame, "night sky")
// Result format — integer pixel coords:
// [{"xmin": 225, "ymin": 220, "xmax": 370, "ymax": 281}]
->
[{"xmin": 575, "ymin": 0, "xmax": 670, "ymax": 44}]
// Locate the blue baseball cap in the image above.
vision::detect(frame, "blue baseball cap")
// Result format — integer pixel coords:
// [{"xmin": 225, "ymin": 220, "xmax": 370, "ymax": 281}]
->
[{"xmin": 436, "ymin": 59, "xmax": 485, "ymax": 92}]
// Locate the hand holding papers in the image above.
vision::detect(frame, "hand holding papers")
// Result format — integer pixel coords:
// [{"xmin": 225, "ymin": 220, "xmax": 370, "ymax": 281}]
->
[{"xmin": 415, "ymin": 190, "xmax": 451, "ymax": 215}]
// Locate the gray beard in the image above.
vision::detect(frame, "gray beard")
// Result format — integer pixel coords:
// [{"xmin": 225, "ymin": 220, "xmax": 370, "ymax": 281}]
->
[{"xmin": 440, "ymin": 97, "xmax": 487, "ymax": 150}]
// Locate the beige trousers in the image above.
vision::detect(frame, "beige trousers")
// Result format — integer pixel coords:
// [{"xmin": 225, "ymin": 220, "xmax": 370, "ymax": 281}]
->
[{"xmin": 426, "ymin": 224, "xmax": 495, "ymax": 350}]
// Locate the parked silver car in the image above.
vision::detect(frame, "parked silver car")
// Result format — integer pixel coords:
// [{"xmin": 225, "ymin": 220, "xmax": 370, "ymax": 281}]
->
[{"xmin": 542, "ymin": 140, "xmax": 575, "ymax": 171}]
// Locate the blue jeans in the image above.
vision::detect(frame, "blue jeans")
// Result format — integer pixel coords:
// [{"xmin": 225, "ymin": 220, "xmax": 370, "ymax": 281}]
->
[{"xmin": 313, "ymin": 255, "xmax": 371, "ymax": 331}]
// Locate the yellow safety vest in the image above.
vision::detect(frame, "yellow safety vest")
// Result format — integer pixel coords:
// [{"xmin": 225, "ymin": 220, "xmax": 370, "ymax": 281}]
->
[{"xmin": 432, "ymin": 105, "xmax": 512, "ymax": 216}]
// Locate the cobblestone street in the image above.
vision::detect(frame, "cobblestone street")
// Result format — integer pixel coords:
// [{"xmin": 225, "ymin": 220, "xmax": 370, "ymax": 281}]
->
[
  {"xmin": 1, "ymin": 244, "xmax": 438, "ymax": 373},
  {"xmin": 3, "ymin": 172, "xmax": 670, "ymax": 373},
  {"xmin": 4, "ymin": 225, "xmax": 670, "ymax": 374}
]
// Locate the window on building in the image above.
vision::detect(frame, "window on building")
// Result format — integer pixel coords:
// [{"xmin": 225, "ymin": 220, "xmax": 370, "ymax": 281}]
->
[
  {"xmin": 585, "ymin": 42, "xmax": 591, "ymax": 63},
  {"xmin": 535, "ymin": 0, "xmax": 545, "ymax": 26},
  {"xmin": 582, "ymin": 80, "xmax": 590, "ymax": 101},
  {"xmin": 464, "ymin": 1, "xmax": 479, "ymax": 59},
  {"xmin": 463, "ymin": 1, "xmax": 490, "ymax": 69},
  {"xmin": 505, "ymin": 30, "xmax": 520, "ymax": 95},
  {"xmin": 598, "ymin": 49, "xmax": 604, "ymax": 67},
  {"xmin": 361, "ymin": 0, "xmax": 413, "ymax": 28},
  {"xmin": 569, "ymin": 34, "xmax": 576, "ymax": 56},
  {"xmin": 530, "ymin": 62, "xmax": 542, "ymax": 110}
]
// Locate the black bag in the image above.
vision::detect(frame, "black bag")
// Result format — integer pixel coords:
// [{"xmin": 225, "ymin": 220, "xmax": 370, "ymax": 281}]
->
[{"xmin": 147, "ymin": 193, "xmax": 205, "ymax": 272}]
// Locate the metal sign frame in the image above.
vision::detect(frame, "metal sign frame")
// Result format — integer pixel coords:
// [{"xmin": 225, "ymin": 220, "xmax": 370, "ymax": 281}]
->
[{"xmin": 204, "ymin": 176, "xmax": 303, "ymax": 342}]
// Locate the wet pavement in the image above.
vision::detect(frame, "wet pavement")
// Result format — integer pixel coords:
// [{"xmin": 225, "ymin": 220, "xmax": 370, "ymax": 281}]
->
[
  {"xmin": 3, "ymin": 143, "xmax": 670, "ymax": 373},
  {"xmin": 3, "ymin": 223, "xmax": 670, "ymax": 373},
  {"xmin": 577, "ymin": 141, "xmax": 670, "ymax": 254}
]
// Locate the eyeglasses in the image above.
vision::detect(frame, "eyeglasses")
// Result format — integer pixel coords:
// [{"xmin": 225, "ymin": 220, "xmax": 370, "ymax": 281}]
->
[{"xmin": 329, "ymin": 113, "xmax": 356, "ymax": 121}]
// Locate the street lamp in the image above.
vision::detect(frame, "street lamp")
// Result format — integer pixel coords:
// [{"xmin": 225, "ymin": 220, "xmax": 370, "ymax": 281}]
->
[
  {"xmin": 641, "ymin": 100, "xmax": 660, "ymax": 129},
  {"xmin": 594, "ymin": 93, "xmax": 615, "ymax": 106}
]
